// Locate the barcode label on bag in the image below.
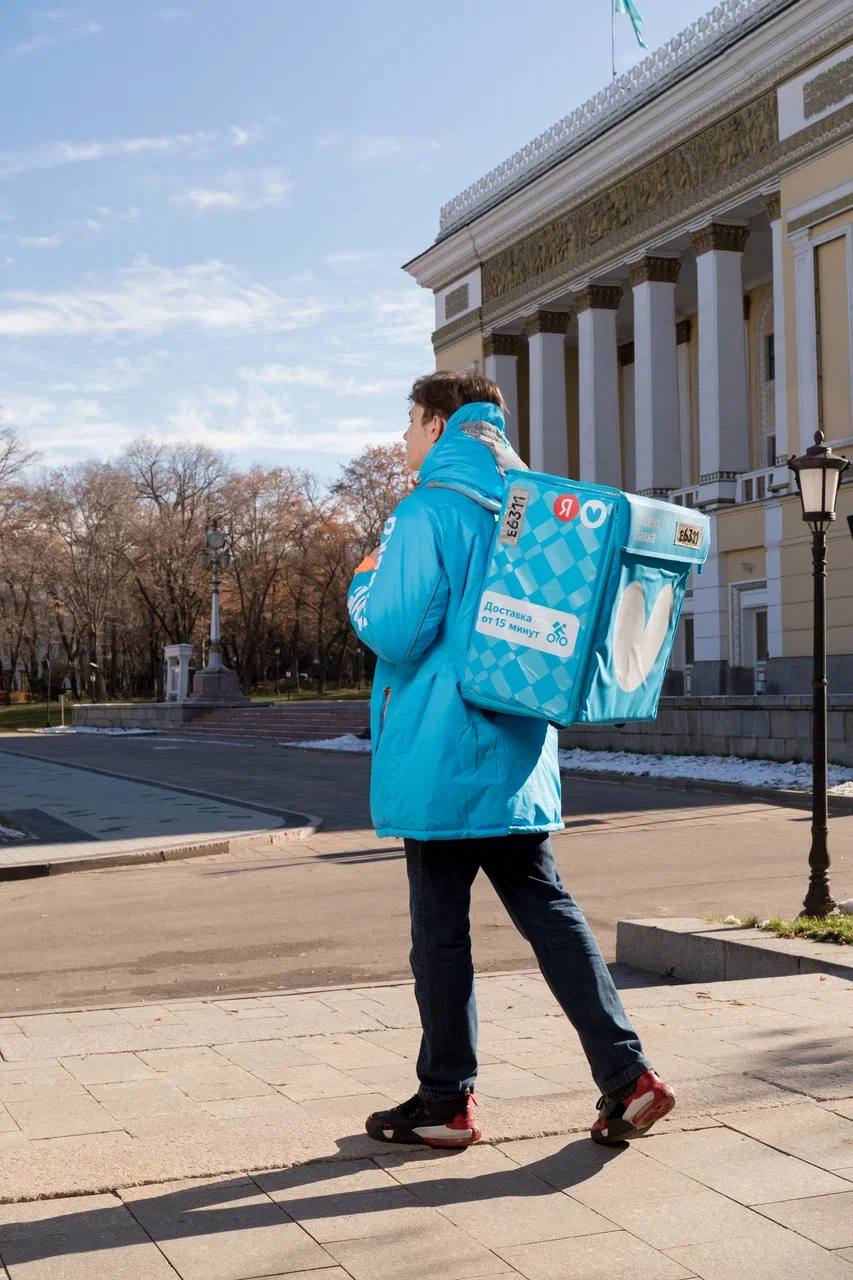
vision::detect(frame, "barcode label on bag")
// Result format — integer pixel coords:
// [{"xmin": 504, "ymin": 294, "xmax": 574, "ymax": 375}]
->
[{"xmin": 499, "ymin": 486, "xmax": 530, "ymax": 546}]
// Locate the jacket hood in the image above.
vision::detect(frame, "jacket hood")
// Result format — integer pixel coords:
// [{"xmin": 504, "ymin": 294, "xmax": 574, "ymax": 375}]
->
[{"xmin": 417, "ymin": 401, "xmax": 527, "ymax": 511}]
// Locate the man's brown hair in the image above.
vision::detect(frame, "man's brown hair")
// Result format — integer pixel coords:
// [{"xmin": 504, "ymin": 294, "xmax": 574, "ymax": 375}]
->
[{"xmin": 409, "ymin": 370, "xmax": 507, "ymax": 423}]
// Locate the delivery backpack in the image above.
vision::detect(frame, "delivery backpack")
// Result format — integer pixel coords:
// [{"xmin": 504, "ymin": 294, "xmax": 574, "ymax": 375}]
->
[{"xmin": 459, "ymin": 469, "xmax": 710, "ymax": 727}]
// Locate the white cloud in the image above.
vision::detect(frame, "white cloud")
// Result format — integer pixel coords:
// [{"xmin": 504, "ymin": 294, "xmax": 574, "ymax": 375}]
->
[
  {"xmin": 228, "ymin": 124, "xmax": 262, "ymax": 148},
  {"xmin": 323, "ymin": 250, "xmax": 385, "ymax": 268},
  {"xmin": 6, "ymin": 19, "xmax": 101, "ymax": 61},
  {"xmin": 369, "ymin": 289, "xmax": 435, "ymax": 346},
  {"xmin": 0, "ymin": 126, "xmax": 259, "ymax": 180},
  {"xmin": 0, "ymin": 258, "xmax": 327, "ymax": 338},
  {"xmin": 240, "ymin": 364, "xmax": 330, "ymax": 388},
  {"xmin": 239, "ymin": 364, "xmax": 406, "ymax": 398},
  {"xmin": 350, "ymin": 136, "xmax": 440, "ymax": 165},
  {"xmin": 18, "ymin": 234, "xmax": 62, "ymax": 248},
  {"xmin": 175, "ymin": 167, "xmax": 291, "ymax": 213}
]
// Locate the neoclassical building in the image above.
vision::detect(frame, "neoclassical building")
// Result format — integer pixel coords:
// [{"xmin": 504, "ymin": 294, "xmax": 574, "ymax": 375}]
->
[{"xmin": 405, "ymin": 0, "xmax": 853, "ymax": 696}]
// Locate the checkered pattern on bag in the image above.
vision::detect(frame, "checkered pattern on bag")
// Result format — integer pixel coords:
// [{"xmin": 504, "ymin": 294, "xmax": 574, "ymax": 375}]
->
[{"xmin": 463, "ymin": 479, "xmax": 618, "ymax": 724}]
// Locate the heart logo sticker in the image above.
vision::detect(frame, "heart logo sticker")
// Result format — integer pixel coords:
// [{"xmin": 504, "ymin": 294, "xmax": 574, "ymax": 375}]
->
[
  {"xmin": 612, "ymin": 581, "xmax": 674, "ymax": 692},
  {"xmin": 580, "ymin": 499, "xmax": 608, "ymax": 529}
]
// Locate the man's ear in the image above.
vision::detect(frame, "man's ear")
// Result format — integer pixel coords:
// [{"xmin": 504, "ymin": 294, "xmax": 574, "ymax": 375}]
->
[{"xmin": 428, "ymin": 414, "xmax": 447, "ymax": 443}]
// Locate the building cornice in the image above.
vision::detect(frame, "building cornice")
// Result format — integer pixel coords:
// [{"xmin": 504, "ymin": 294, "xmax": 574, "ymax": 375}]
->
[
  {"xmin": 438, "ymin": 0, "xmax": 797, "ymax": 238},
  {"xmin": 404, "ymin": 0, "xmax": 851, "ymax": 293}
]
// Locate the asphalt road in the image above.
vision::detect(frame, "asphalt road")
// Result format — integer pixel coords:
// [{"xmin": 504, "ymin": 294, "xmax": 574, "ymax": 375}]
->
[{"xmin": 0, "ymin": 734, "xmax": 846, "ymax": 1012}]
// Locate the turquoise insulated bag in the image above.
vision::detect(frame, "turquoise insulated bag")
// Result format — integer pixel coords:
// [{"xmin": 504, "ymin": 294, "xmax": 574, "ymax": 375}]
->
[{"xmin": 460, "ymin": 470, "xmax": 710, "ymax": 726}]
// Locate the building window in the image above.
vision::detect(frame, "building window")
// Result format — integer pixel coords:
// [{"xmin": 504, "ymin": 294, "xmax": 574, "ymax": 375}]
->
[
  {"xmin": 684, "ymin": 615, "xmax": 695, "ymax": 667},
  {"xmin": 765, "ymin": 434, "xmax": 776, "ymax": 467},
  {"xmin": 765, "ymin": 333, "xmax": 775, "ymax": 381}
]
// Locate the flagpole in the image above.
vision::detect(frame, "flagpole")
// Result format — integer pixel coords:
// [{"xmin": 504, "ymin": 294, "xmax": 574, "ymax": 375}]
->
[{"xmin": 611, "ymin": 1, "xmax": 616, "ymax": 78}]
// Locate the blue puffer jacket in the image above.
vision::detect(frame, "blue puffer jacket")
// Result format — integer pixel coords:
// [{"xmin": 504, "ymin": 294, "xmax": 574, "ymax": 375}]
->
[{"xmin": 347, "ymin": 401, "xmax": 563, "ymax": 840}]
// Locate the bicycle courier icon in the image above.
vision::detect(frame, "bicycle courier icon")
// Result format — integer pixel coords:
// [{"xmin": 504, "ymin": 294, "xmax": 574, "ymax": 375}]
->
[{"xmin": 461, "ymin": 471, "xmax": 710, "ymax": 726}]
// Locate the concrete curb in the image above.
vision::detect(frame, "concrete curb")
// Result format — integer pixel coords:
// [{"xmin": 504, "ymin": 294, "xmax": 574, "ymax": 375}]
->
[
  {"xmin": 0, "ymin": 744, "xmax": 320, "ymax": 879},
  {"xmin": 616, "ymin": 915, "xmax": 853, "ymax": 982},
  {"xmin": 560, "ymin": 766, "xmax": 853, "ymax": 813}
]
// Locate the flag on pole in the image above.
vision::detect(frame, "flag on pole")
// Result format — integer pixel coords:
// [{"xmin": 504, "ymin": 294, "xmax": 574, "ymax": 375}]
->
[{"xmin": 614, "ymin": 0, "xmax": 648, "ymax": 49}]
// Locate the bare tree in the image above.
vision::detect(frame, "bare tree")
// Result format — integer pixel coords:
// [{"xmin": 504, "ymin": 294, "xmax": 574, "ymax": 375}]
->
[
  {"xmin": 331, "ymin": 443, "xmax": 408, "ymax": 557},
  {"xmin": 122, "ymin": 440, "xmax": 229, "ymax": 645}
]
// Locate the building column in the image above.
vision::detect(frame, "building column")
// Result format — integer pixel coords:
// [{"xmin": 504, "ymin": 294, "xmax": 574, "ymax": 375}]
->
[
  {"xmin": 764, "ymin": 192, "xmax": 788, "ymax": 462},
  {"xmin": 676, "ymin": 319, "xmax": 692, "ymax": 488},
  {"xmin": 618, "ymin": 343, "xmax": 635, "ymax": 492},
  {"xmin": 690, "ymin": 223, "xmax": 751, "ymax": 508},
  {"xmin": 574, "ymin": 285, "xmax": 622, "ymax": 487},
  {"xmin": 628, "ymin": 256, "xmax": 681, "ymax": 496},
  {"xmin": 523, "ymin": 311, "xmax": 569, "ymax": 475},
  {"xmin": 483, "ymin": 332, "xmax": 523, "ymax": 450}
]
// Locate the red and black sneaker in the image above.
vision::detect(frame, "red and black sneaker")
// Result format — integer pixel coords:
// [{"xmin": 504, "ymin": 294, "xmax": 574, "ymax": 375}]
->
[
  {"xmin": 365, "ymin": 1092, "xmax": 481, "ymax": 1148},
  {"xmin": 591, "ymin": 1069, "xmax": 675, "ymax": 1145}
]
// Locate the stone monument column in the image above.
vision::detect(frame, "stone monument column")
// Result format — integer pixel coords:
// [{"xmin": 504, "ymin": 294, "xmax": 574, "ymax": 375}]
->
[{"xmin": 189, "ymin": 528, "xmax": 249, "ymax": 704}]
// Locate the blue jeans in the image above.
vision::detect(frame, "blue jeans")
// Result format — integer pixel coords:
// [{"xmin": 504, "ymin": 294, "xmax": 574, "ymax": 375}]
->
[{"xmin": 405, "ymin": 833, "xmax": 652, "ymax": 1100}]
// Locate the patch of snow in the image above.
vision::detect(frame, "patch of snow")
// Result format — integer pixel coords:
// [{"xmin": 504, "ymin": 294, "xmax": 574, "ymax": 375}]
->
[
  {"xmin": 558, "ymin": 747, "xmax": 853, "ymax": 794},
  {"xmin": 59, "ymin": 727, "xmax": 158, "ymax": 736},
  {"xmin": 0, "ymin": 822, "xmax": 24, "ymax": 840},
  {"xmin": 285, "ymin": 734, "xmax": 372, "ymax": 753}
]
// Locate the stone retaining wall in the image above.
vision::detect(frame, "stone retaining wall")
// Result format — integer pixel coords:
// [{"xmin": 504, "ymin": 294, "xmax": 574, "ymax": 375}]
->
[{"xmin": 558, "ymin": 695, "xmax": 853, "ymax": 765}]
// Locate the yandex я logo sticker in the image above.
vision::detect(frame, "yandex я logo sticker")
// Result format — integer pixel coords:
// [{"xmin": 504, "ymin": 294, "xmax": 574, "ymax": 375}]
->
[{"xmin": 553, "ymin": 493, "xmax": 579, "ymax": 522}]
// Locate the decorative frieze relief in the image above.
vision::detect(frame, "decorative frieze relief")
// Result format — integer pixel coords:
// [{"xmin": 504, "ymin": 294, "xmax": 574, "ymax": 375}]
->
[
  {"xmin": 483, "ymin": 331, "xmax": 525, "ymax": 358},
  {"xmin": 676, "ymin": 318, "xmax": 692, "ymax": 345},
  {"xmin": 803, "ymin": 52, "xmax": 853, "ymax": 120},
  {"xmin": 573, "ymin": 285, "xmax": 623, "ymax": 312},
  {"xmin": 482, "ymin": 93, "xmax": 775, "ymax": 303},
  {"xmin": 522, "ymin": 310, "xmax": 570, "ymax": 337},
  {"xmin": 627, "ymin": 256, "xmax": 681, "ymax": 285},
  {"xmin": 444, "ymin": 283, "xmax": 470, "ymax": 320},
  {"xmin": 690, "ymin": 222, "xmax": 750, "ymax": 256}
]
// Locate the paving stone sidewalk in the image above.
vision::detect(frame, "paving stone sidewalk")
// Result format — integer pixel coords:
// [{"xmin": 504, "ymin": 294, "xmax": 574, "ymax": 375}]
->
[
  {"xmin": 0, "ymin": 970, "xmax": 849, "ymax": 1278},
  {"xmin": 0, "ymin": 753, "xmax": 311, "ymax": 873}
]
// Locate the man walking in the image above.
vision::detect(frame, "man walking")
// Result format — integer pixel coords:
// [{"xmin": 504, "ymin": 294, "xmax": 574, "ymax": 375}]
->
[{"xmin": 347, "ymin": 370, "xmax": 674, "ymax": 1148}]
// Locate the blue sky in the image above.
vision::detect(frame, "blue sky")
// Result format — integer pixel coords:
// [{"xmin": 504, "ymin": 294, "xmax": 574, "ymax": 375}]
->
[{"xmin": 2, "ymin": 0, "xmax": 714, "ymax": 483}]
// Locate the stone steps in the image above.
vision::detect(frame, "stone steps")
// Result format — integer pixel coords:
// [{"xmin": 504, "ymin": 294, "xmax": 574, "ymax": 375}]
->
[{"xmin": 168, "ymin": 702, "xmax": 371, "ymax": 743}]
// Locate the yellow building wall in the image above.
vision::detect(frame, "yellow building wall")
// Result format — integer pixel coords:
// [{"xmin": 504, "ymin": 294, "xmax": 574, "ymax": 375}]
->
[
  {"xmin": 714, "ymin": 504, "xmax": 764, "ymax": 554},
  {"xmin": 434, "ymin": 332, "xmax": 484, "ymax": 373},
  {"xmin": 778, "ymin": 485, "xmax": 853, "ymax": 658}
]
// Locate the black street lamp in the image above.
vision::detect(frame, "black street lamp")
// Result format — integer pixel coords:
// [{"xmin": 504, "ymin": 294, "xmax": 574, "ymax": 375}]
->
[
  {"xmin": 788, "ymin": 430, "xmax": 850, "ymax": 917},
  {"xmin": 274, "ymin": 646, "xmax": 281, "ymax": 697}
]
